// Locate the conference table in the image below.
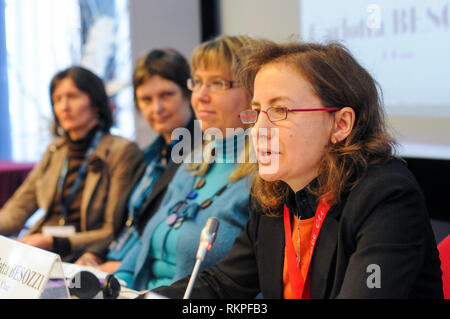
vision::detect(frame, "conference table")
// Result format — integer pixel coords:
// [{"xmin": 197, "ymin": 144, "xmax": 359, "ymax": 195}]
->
[{"xmin": 0, "ymin": 161, "xmax": 35, "ymax": 208}]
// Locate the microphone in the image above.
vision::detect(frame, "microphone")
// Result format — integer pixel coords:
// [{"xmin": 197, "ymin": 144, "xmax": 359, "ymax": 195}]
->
[
  {"xmin": 183, "ymin": 217, "xmax": 220, "ymax": 299},
  {"xmin": 69, "ymin": 271, "xmax": 121, "ymax": 299}
]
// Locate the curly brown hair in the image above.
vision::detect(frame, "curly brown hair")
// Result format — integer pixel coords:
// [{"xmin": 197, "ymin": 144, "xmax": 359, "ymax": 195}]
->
[{"xmin": 239, "ymin": 41, "xmax": 396, "ymax": 216}]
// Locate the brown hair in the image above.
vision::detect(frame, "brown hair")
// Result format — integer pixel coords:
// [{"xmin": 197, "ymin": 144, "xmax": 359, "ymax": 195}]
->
[
  {"xmin": 50, "ymin": 66, "xmax": 112, "ymax": 136},
  {"xmin": 239, "ymin": 41, "xmax": 396, "ymax": 216},
  {"xmin": 133, "ymin": 48, "xmax": 191, "ymax": 109}
]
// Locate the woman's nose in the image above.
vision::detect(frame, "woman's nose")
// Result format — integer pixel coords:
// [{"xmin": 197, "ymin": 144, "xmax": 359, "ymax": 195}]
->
[
  {"xmin": 252, "ymin": 111, "xmax": 272, "ymax": 133},
  {"xmin": 57, "ymin": 97, "xmax": 70, "ymax": 111},
  {"xmin": 252, "ymin": 112, "xmax": 279, "ymax": 146},
  {"xmin": 154, "ymin": 98, "xmax": 164, "ymax": 113},
  {"xmin": 194, "ymin": 83, "xmax": 211, "ymax": 102}
]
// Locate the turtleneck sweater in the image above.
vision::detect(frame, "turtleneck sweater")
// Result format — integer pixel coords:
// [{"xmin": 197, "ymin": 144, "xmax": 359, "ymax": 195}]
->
[
  {"xmin": 115, "ymin": 130, "xmax": 249, "ymax": 290},
  {"xmin": 41, "ymin": 126, "xmax": 100, "ymax": 256}
]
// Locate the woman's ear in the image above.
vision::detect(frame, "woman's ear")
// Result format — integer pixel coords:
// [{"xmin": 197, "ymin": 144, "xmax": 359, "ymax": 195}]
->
[{"xmin": 331, "ymin": 107, "xmax": 355, "ymax": 144}]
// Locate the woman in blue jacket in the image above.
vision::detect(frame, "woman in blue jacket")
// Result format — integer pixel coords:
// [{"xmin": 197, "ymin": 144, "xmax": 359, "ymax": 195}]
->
[
  {"xmin": 75, "ymin": 48, "xmax": 195, "ymax": 273},
  {"xmin": 115, "ymin": 35, "xmax": 261, "ymax": 290}
]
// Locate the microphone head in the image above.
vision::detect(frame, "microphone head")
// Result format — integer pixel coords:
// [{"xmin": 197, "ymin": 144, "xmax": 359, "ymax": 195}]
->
[
  {"xmin": 197, "ymin": 217, "xmax": 220, "ymax": 261},
  {"xmin": 69, "ymin": 271, "xmax": 100, "ymax": 299},
  {"xmin": 200, "ymin": 217, "xmax": 220, "ymax": 248}
]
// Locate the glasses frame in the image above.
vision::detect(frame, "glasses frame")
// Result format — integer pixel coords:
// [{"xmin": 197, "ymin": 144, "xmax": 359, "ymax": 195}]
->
[
  {"xmin": 187, "ymin": 78, "xmax": 239, "ymax": 92},
  {"xmin": 239, "ymin": 106, "xmax": 341, "ymax": 124}
]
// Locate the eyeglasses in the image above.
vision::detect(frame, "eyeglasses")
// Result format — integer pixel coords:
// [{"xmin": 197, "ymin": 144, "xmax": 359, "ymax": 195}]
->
[
  {"xmin": 239, "ymin": 106, "xmax": 340, "ymax": 124},
  {"xmin": 187, "ymin": 78, "xmax": 239, "ymax": 92}
]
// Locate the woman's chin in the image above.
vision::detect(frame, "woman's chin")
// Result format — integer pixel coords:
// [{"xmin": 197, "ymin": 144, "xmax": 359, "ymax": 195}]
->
[{"xmin": 258, "ymin": 164, "xmax": 281, "ymax": 182}]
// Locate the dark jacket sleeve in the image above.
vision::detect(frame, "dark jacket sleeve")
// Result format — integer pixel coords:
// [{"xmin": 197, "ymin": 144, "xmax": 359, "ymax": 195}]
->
[
  {"xmin": 156, "ymin": 159, "xmax": 443, "ymax": 299},
  {"xmin": 153, "ymin": 198, "xmax": 261, "ymax": 299},
  {"xmin": 335, "ymin": 163, "xmax": 442, "ymax": 298}
]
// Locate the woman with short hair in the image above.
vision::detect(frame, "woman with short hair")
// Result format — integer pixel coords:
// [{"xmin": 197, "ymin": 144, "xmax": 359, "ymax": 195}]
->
[{"xmin": 76, "ymin": 48, "xmax": 196, "ymax": 273}]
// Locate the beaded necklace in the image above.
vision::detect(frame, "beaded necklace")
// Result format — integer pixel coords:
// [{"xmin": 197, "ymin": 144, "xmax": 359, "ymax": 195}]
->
[{"xmin": 165, "ymin": 162, "xmax": 231, "ymax": 229}]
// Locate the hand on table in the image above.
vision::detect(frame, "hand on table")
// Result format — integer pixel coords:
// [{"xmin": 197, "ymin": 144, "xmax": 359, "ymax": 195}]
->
[
  {"xmin": 97, "ymin": 261, "xmax": 122, "ymax": 274},
  {"xmin": 75, "ymin": 252, "xmax": 102, "ymax": 267},
  {"xmin": 19, "ymin": 234, "xmax": 53, "ymax": 251}
]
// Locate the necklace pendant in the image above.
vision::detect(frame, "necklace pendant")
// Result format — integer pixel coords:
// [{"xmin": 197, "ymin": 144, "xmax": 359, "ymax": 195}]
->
[
  {"xmin": 173, "ymin": 217, "xmax": 185, "ymax": 229},
  {"xmin": 186, "ymin": 191, "xmax": 198, "ymax": 200},
  {"xmin": 194, "ymin": 178, "xmax": 206, "ymax": 189},
  {"xmin": 199, "ymin": 199, "xmax": 212, "ymax": 209},
  {"xmin": 166, "ymin": 213, "xmax": 178, "ymax": 226},
  {"xmin": 173, "ymin": 201, "xmax": 187, "ymax": 213},
  {"xmin": 59, "ymin": 217, "xmax": 66, "ymax": 226}
]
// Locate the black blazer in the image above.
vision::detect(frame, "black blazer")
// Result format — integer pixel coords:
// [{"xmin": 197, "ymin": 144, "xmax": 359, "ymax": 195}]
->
[
  {"xmin": 85, "ymin": 117, "xmax": 198, "ymax": 259},
  {"xmin": 154, "ymin": 159, "xmax": 443, "ymax": 298}
]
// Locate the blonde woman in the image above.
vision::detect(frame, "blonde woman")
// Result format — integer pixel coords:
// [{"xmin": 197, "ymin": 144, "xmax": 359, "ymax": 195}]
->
[{"xmin": 114, "ymin": 35, "xmax": 259, "ymax": 291}]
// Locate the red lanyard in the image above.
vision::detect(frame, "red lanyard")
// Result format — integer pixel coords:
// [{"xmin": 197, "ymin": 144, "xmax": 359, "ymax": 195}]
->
[{"xmin": 283, "ymin": 198, "xmax": 331, "ymax": 299}]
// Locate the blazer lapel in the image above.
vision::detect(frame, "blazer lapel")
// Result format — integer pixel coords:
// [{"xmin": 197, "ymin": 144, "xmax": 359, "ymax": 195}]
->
[
  {"xmin": 310, "ymin": 208, "xmax": 339, "ymax": 298},
  {"xmin": 124, "ymin": 162, "xmax": 147, "ymax": 202},
  {"xmin": 80, "ymin": 158, "xmax": 104, "ymax": 231},
  {"xmin": 36, "ymin": 145, "xmax": 67, "ymax": 212},
  {"xmin": 139, "ymin": 116, "xmax": 197, "ymax": 213},
  {"xmin": 80, "ymin": 136, "xmax": 110, "ymax": 231},
  {"xmin": 259, "ymin": 215, "xmax": 285, "ymax": 298},
  {"xmin": 141, "ymin": 161, "xmax": 180, "ymax": 211},
  {"xmin": 31, "ymin": 140, "xmax": 67, "ymax": 232},
  {"xmin": 143, "ymin": 116, "xmax": 197, "ymax": 206}
]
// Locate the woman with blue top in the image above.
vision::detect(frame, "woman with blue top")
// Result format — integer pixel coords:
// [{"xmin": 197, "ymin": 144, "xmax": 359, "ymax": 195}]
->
[
  {"xmin": 75, "ymin": 48, "xmax": 195, "ymax": 273},
  {"xmin": 114, "ymin": 35, "xmax": 260, "ymax": 290}
]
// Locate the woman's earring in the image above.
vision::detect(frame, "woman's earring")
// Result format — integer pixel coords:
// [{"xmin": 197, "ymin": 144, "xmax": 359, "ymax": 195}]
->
[
  {"xmin": 331, "ymin": 137, "xmax": 337, "ymax": 144},
  {"xmin": 57, "ymin": 125, "xmax": 65, "ymax": 136}
]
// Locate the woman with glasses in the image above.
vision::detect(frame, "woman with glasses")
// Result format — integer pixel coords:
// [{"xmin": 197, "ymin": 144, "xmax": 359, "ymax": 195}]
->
[
  {"xmin": 113, "ymin": 35, "xmax": 259, "ymax": 291},
  {"xmin": 75, "ymin": 48, "xmax": 196, "ymax": 273},
  {"xmin": 153, "ymin": 41, "xmax": 443, "ymax": 298}
]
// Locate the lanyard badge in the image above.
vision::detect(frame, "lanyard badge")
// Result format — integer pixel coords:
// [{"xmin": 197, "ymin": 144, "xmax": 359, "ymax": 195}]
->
[
  {"xmin": 283, "ymin": 198, "xmax": 331, "ymax": 299},
  {"xmin": 57, "ymin": 131, "xmax": 104, "ymax": 225}
]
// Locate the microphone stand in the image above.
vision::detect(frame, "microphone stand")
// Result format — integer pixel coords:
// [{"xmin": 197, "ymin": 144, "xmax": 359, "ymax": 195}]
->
[
  {"xmin": 183, "ymin": 259, "xmax": 201, "ymax": 299},
  {"xmin": 183, "ymin": 217, "xmax": 219, "ymax": 299}
]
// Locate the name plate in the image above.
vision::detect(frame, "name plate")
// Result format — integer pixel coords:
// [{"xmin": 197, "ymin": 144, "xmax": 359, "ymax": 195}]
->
[{"xmin": 0, "ymin": 236, "xmax": 69, "ymax": 299}]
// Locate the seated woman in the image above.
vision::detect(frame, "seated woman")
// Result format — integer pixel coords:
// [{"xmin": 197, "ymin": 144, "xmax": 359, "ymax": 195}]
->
[
  {"xmin": 153, "ymin": 41, "xmax": 444, "ymax": 298},
  {"xmin": 114, "ymin": 35, "xmax": 259, "ymax": 291},
  {"xmin": 75, "ymin": 48, "xmax": 196, "ymax": 273},
  {"xmin": 0, "ymin": 66, "xmax": 143, "ymax": 262}
]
